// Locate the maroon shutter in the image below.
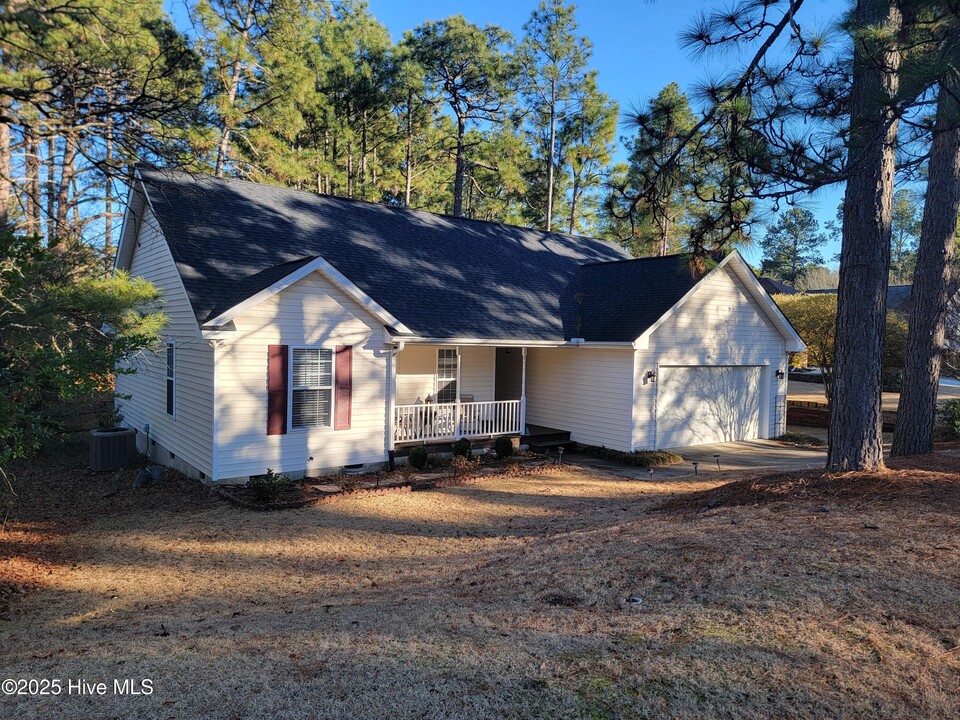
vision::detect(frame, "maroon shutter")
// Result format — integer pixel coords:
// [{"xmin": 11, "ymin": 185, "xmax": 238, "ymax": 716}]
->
[
  {"xmin": 334, "ymin": 345, "xmax": 352, "ymax": 430},
  {"xmin": 267, "ymin": 345, "xmax": 288, "ymax": 435}
]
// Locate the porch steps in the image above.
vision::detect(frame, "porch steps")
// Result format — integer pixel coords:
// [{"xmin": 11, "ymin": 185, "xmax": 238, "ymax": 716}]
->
[{"xmin": 522, "ymin": 425, "xmax": 574, "ymax": 453}]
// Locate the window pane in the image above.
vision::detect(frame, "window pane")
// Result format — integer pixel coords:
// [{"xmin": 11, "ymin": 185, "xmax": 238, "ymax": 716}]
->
[
  {"xmin": 317, "ymin": 349, "xmax": 332, "ymax": 387},
  {"xmin": 166, "ymin": 344, "xmax": 174, "ymax": 379},
  {"xmin": 166, "ymin": 379, "xmax": 174, "ymax": 415},
  {"xmin": 437, "ymin": 380, "xmax": 457, "ymax": 403},
  {"xmin": 292, "ymin": 348, "xmax": 318, "ymax": 387},
  {"xmin": 292, "ymin": 388, "xmax": 331, "ymax": 427},
  {"xmin": 292, "ymin": 349, "xmax": 332, "ymax": 388}
]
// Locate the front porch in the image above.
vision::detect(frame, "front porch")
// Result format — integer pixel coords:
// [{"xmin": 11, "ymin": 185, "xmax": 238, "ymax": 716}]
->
[{"xmin": 389, "ymin": 344, "xmax": 530, "ymax": 446}]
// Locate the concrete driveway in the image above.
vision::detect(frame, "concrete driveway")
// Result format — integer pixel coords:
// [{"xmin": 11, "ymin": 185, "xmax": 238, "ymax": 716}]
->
[{"xmin": 565, "ymin": 439, "xmax": 826, "ymax": 481}]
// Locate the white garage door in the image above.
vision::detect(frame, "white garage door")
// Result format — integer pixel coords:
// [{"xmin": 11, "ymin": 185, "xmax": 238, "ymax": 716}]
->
[{"xmin": 656, "ymin": 366, "xmax": 762, "ymax": 448}]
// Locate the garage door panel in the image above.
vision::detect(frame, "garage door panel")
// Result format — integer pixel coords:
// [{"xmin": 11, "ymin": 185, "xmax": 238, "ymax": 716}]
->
[{"xmin": 657, "ymin": 366, "xmax": 761, "ymax": 448}]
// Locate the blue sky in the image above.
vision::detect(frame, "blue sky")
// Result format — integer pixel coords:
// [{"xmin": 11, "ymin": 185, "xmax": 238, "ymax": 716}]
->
[{"xmin": 166, "ymin": 0, "xmax": 847, "ymax": 265}]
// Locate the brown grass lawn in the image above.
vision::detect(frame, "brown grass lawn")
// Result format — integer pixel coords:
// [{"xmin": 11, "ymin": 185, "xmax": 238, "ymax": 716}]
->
[{"xmin": 2, "ymin": 440, "xmax": 960, "ymax": 719}]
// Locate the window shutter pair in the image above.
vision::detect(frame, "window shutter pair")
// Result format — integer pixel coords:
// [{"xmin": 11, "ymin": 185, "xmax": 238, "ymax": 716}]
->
[{"xmin": 267, "ymin": 345, "xmax": 352, "ymax": 435}]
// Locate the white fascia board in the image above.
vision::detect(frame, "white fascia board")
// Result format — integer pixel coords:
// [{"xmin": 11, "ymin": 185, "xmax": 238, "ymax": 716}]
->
[
  {"xmin": 202, "ymin": 255, "xmax": 413, "ymax": 335},
  {"xmin": 113, "ymin": 176, "xmax": 146, "ymax": 272},
  {"xmin": 400, "ymin": 337, "xmax": 634, "ymax": 348}
]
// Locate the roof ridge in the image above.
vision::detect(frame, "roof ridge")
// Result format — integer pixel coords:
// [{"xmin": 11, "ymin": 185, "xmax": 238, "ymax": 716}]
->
[
  {"xmin": 579, "ymin": 252, "xmax": 697, "ymax": 268},
  {"xmin": 137, "ymin": 164, "xmax": 629, "ymax": 254}
]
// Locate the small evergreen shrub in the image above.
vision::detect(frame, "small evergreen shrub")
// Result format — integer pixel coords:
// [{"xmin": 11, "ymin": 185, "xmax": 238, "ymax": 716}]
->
[
  {"xmin": 452, "ymin": 438, "xmax": 472, "ymax": 457},
  {"xmin": 575, "ymin": 444, "xmax": 683, "ymax": 467},
  {"xmin": 494, "ymin": 436, "xmax": 515, "ymax": 459},
  {"xmin": 248, "ymin": 468, "xmax": 290, "ymax": 504},
  {"xmin": 426, "ymin": 453, "xmax": 449, "ymax": 469},
  {"xmin": 940, "ymin": 400, "xmax": 960, "ymax": 439},
  {"xmin": 407, "ymin": 445, "xmax": 429, "ymax": 470}
]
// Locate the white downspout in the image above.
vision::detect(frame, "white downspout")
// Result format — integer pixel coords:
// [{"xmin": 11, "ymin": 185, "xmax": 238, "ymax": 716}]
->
[
  {"xmin": 386, "ymin": 341, "xmax": 402, "ymax": 464},
  {"xmin": 520, "ymin": 347, "xmax": 527, "ymax": 435}
]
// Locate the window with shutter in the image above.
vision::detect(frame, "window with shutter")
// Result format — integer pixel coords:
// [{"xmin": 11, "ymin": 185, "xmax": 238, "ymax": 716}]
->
[{"xmin": 291, "ymin": 348, "xmax": 334, "ymax": 428}]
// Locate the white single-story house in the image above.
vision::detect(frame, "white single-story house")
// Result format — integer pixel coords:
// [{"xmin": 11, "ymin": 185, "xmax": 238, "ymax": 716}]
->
[{"xmin": 114, "ymin": 166, "xmax": 805, "ymax": 483}]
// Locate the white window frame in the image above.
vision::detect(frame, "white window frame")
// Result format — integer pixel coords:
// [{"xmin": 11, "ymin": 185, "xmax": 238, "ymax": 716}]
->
[
  {"xmin": 436, "ymin": 348, "xmax": 457, "ymax": 403},
  {"xmin": 165, "ymin": 341, "xmax": 176, "ymax": 418},
  {"xmin": 289, "ymin": 346, "xmax": 335, "ymax": 430}
]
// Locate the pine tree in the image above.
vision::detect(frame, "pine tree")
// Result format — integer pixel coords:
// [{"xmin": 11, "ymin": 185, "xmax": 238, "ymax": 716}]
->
[
  {"xmin": 403, "ymin": 16, "xmax": 514, "ymax": 217},
  {"xmin": 515, "ymin": 0, "xmax": 591, "ymax": 231},
  {"xmin": 759, "ymin": 208, "xmax": 827, "ymax": 284},
  {"xmin": 890, "ymin": 188, "xmax": 921, "ymax": 284},
  {"xmin": 559, "ymin": 77, "xmax": 617, "ymax": 235}
]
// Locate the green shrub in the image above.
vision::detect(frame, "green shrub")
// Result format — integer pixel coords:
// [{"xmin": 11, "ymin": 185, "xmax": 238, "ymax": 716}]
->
[
  {"xmin": 407, "ymin": 445, "xmax": 429, "ymax": 470},
  {"xmin": 494, "ymin": 436, "xmax": 515, "ymax": 459},
  {"xmin": 426, "ymin": 453, "xmax": 449, "ymax": 469},
  {"xmin": 450, "ymin": 454, "xmax": 475, "ymax": 476},
  {"xmin": 775, "ymin": 432, "xmax": 826, "ymax": 448},
  {"xmin": 248, "ymin": 468, "xmax": 290, "ymax": 504},
  {"xmin": 940, "ymin": 400, "xmax": 960, "ymax": 439},
  {"xmin": 452, "ymin": 438, "xmax": 472, "ymax": 457},
  {"xmin": 575, "ymin": 444, "xmax": 683, "ymax": 467}
]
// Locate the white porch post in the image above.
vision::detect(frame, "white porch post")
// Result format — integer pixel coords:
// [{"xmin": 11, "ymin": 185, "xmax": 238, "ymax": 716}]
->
[
  {"xmin": 386, "ymin": 346, "xmax": 397, "ymax": 453},
  {"xmin": 520, "ymin": 347, "xmax": 527, "ymax": 435},
  {"xmin": 454, "ymin": 346, "xmax": 462, "ymax": 439}
]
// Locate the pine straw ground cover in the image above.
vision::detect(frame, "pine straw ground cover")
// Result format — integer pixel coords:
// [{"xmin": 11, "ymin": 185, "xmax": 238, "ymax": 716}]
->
[{"xmin": 2, "ymin": 438, "xmax": 960, "ymax": 719}]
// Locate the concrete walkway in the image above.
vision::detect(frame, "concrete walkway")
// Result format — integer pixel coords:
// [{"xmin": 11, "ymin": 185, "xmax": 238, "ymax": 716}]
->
[{"xmin": 563, "ymin": 439, "xmax": 826, "ymax": 481}]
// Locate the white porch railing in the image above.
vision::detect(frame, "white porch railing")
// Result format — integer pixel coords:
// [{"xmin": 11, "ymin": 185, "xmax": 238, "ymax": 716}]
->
[{"xmin": 394, "ymin": 400, "xmax": 522, "ymax": 443}]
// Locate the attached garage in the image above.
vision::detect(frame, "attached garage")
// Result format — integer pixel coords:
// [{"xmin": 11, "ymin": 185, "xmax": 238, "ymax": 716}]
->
[{"xmin": 655, "ymin": 365, "xmax": 763, "ymax": 448}]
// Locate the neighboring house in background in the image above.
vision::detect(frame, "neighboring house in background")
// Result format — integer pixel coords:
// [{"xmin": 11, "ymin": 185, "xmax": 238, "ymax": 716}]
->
[
  {"xmin": 114, "ymin": 167, "xmax": 805, "ymax": 484},
  {"xmin": 806, "ymin": 284, "xmax": 913, "ymax": 313},
  {"xmin": 758, "ymin": 277, "xmax": 798, "ymax": 296}
]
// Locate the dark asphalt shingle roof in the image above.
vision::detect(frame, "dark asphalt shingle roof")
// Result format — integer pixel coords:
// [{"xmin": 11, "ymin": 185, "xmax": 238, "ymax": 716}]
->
[
  {"xmin": 759, "ymin": 277, "xmax": 797, "ymax": 296},
  {"xmin": 572, "ymin": 257, "xmax": 706, "ymax": 342},
  {"xmin": 137, "ymin": 167, "xmax": 711, "ymax": 342}
]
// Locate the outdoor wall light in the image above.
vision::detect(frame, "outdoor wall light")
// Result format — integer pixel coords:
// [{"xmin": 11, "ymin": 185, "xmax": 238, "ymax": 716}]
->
[
  {"xmin": 776, "ymin": 369, "xmax": 786, "ymax": 380},
  {"xmin": 645, "ymin": 370, "xmax": 657, "ymax": 382}
]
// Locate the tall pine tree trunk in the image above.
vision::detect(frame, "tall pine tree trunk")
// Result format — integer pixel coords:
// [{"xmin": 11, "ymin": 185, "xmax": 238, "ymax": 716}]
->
[
  {"xmin": 828, "ymin": 0, "xmax": 901, "ymax": 472},
  {"xmin": 214, "ymin": 5, "xmax": 254, "ymax": 178},
  {"xmin": 46, "ymin": 135, "xmax": 56, "ymax": 243},
  {"xmin": 404, "ymin": 90, "xmax": 413, "ymax": 207},
  {"xmin": 103, "ymin": 109, "xmax": 115, "ymax": 273},
  {"xmin": 568, "ymin": 175, "xmax": 581, "ymax": 234},
  {"xmin": 453, "ymin": 115, "xmax": 466, "ymax": 217},
  {"xmin": 545, "ymin": 78, "xmax": 556, "ymax": 232},
  {"xmin": 891, "ymin": 81, "xmax": 960, "ymax": 457},
  {"xmin": 56, "ymin": 132, "xmax": 77, "ymax": 242},
  {"xmin": 0, "ymin": 96, "xmax": 10, "ymax": 228},
  {"xmin": 24, "ymin": 124, "xmax": 39, "ymax": 237}
]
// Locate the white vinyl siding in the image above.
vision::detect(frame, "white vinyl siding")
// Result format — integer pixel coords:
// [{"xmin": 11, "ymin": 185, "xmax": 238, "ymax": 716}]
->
[
  {"xmin": 395, "ymin": 346, "xmax": 495, "ymax": 405},
  {"xmin": 525, "ymin": 347, "xmax": 635, "ymax": 451},
  {"xmin": 291, "ymin": 348, "xmax": 334, "ymax": 429},
  {"xmin": 216, "ymin": 270, "xmax": 388, "ymax": 480},
  {"xmin": 633, "ymin": 265, "xmax": 788, "ymax": 450},
  {"xmin": 114, "ymin": 206, "xmax": 214, "ymax": 478}
]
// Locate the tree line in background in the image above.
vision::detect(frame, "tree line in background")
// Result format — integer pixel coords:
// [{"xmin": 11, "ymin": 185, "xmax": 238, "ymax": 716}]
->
[{"xmin": 3, "ymin": 0, "xmax": 960, "ymax": 474}]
